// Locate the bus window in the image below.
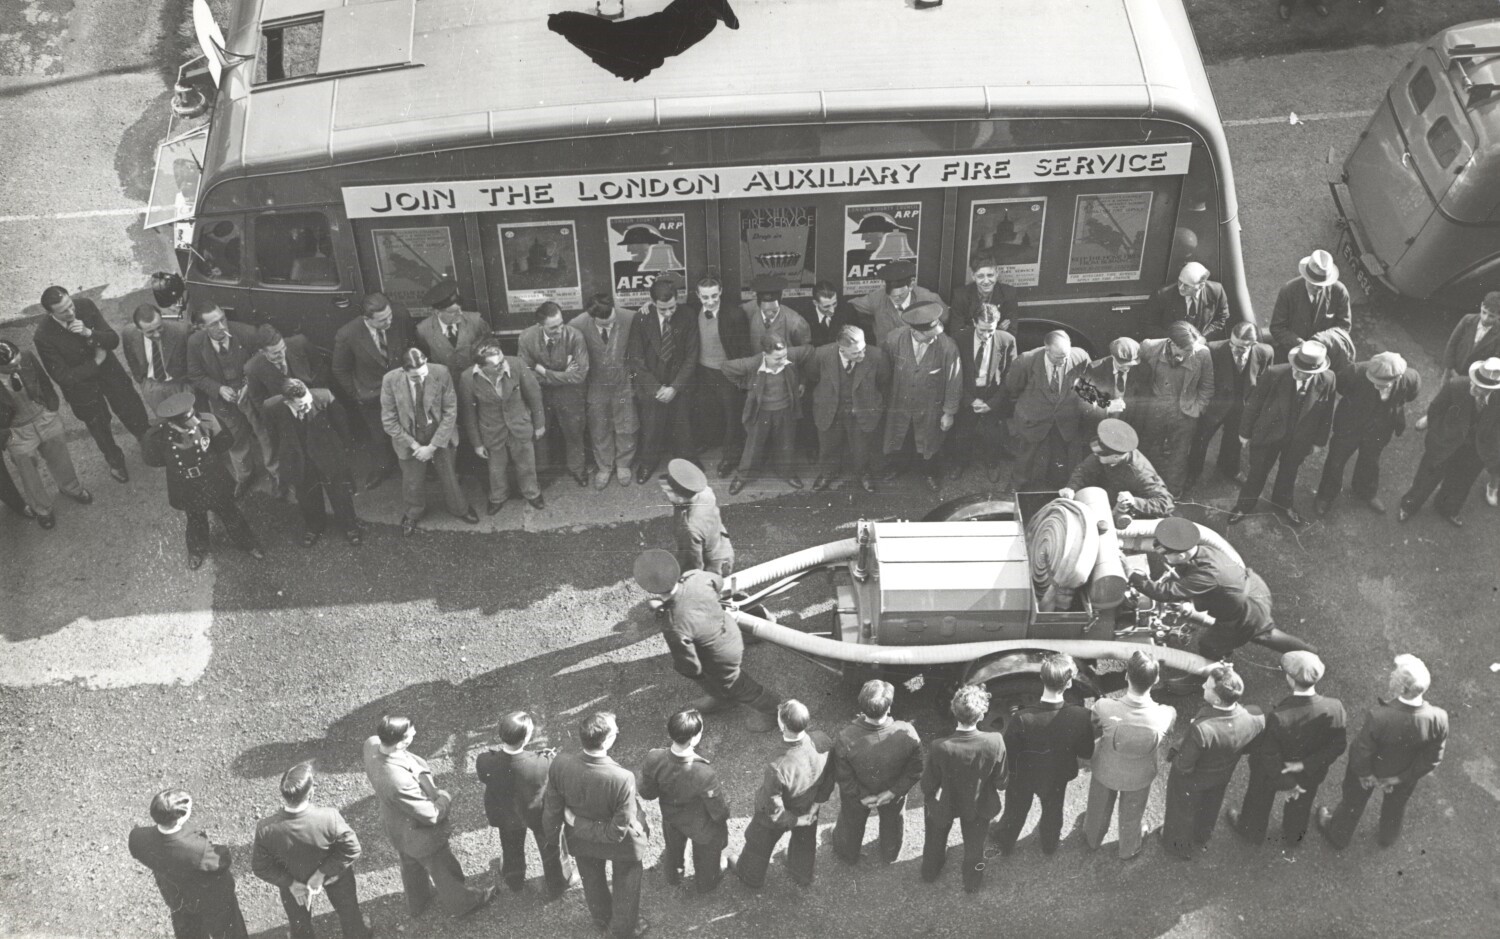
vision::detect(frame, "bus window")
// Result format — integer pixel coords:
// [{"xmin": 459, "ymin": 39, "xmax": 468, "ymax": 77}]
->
[
  {"xmin": 256, "ymin": 212, "xmax": 340, "ymax": 286},
  {"xmin": 256, "ymin": 16, "xmax": 322, "ymax": 84},
  {"xmin": 1426, "ymin": 117, "xmax": 1463, "ymax": 170},
  {"xmin": 195, "ymin": 218, "xmax": 242, "ymax": 283},
  {"xmin": 1408, "ymin": 67, "xmax": 1436, "ymax": 113}
]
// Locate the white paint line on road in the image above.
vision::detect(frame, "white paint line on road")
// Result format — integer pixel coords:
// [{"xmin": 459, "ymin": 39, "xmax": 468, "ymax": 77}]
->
[
  {"xmin": 0, "ymin": 206, "xmax": 146, "ymax": 223},
  {"xmin": 1224, "ymin": 109, "xmax": 1371, "ymax": 127},
  {"xmin": 1462, "ymin": 756, "xmax": 1500, "ymax": 803},
  {"xmin": 0, "ymin": 610, "xmax": 212, "ymax": 689}
]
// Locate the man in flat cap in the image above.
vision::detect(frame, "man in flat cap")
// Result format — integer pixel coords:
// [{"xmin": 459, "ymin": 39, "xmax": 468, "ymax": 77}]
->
[
  {"xmin": 1160, "ymin": 664, "xmax": 1264, "ymax": 860},
  {"xmin": 627, "ymin": 274, "xmax": 699, "ymax": 483},
  {"xmin": 1132, "ymin": 321, "xmax": 1215, "ymax": 494},
  {"xmin": 129, "ymin": 788, "xmax": 248, "ymax": 939},
  {"xmin": 1317, "ymin": 655, "xmax": 1448, "ymax": 849},
  {"xmin": 1083, "ymin": 336, "xmax": 1142, "ymax": 421},
  {"xmin": 1269, "ymin": 249, "xmax": 1351, "ymax": 363},
  {"xmin": 1314, "ymin": 351, "xmax": 1421, "ymax": 516},
  {"xmin": 659, "ymin": 457, "xmax": 734, "ymax": 576},
  {"xmin": 1185, "ymin": 321, "xmax": 1273, "ymax": 495},
  {"xmin": 634, "ymin": 550, "xmax": 779, "ymax": 731},
  {"xmin": 804, "ymin": 324, "xmax": 889, "ymax": 492},
  {"xmin": 1005, "ymin": 329, "xmax": 1099, "ymax": 489},
  {"xmin": 1399, "ymin": 357, "xmax": 1500, "ymax": 524},
  {"xmin": 149, "ymin": 392, "xmax": 264, "ymax": 569},
  {"xmin": 851, "ymin": 260, "xmax": 947, "ymax": 350},
  {"xmin": 519, "ymin": 301, "xmax": 591, "ymax": 488},
  {"xmin": 416, "ymin": 281, "xmax": 489, "ymax": 376},
  {"xmin": 1130, "ymin": 517, "xmax": 1314, "ymax": 662},
  {"xmin": 1226, "ymin": 651, "xmax": 1346, "ymax": 854},
  {"xmin": 1229, "ymin": 338, "xmax": 1337, "ymax": 527},
  {"xmin": 1146, "ymin": 261, "xmax": 1232, "ymax": 341},
  {"xmin": 1060, "ymin": 418, "xmax": 1175, "ymax": 519},
  {"xmin": 739, "ymin": 274, "xmax": 811, "ymax": 353},
  {"xmin": 883, "ymin": 301, "xmax": 962, "ymax": 490},
  {"xmin": 721, "ymin": 335, "xmax": 814, "ymax": 494}
]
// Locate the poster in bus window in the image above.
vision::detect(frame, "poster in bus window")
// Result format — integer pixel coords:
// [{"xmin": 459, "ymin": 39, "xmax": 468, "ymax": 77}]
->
[
  {"xmin": 842, "ymin": 202, "xmax": 921, "ymax": 297},
  {"xmin": 966, "ymin": 197, "xmax": 1046, "ymax": 288},
  {"xmin": 1067, "ymin": 192, "xmax": 1153, "ymax": 284},
  {"xmin": 370, "ymin": 227, "xmax": 458, "ymax": 311},
  {"xmin": 498, "ymin": 220, "xmax": 583, "ymax": 313},
  {"xmin": 608, "ymin": 213, "xmax": 687, "ymax": 308},
  {"xmin": 738, "ymin": 205, "xmax": 816, "ymax": 300}
]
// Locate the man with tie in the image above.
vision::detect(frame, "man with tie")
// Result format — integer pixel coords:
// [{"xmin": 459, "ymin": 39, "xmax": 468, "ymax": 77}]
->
[
  {"xmin": 187, "ymin": 305, "xmax": 270, "ymax": 500},
  {"xmin": 851, "ymin": 260, "xmax": 948, "ymax": 349},
  {"xmin": 571, "ymin": 293, "xmax": 639, "ymax": 489},
  {"xmin": 0, "ymin": 340, "xmax": 93, "ymax": 530},
  {"xmin": 333, "ymin": 292, "xmax": 413, "ymax": 491},
  {"xmin": 1316, "ymin": 654, "xmax": 1449, "ymax": 850},
  {"xmin": 1440, "ymin": 292, "xmax": 1500, "ymax": 377},
  {"xmin": 32, "ymin": 286, "xmax": 151, "ymax": 483},
  {"xmin": 1315, "ymin": 351, "xmax": 1421, "ymax": 517},
  {"xmin": 688, "ymin": 277, "xmax": 752, "ymax": 477},
  {"xmin": 627, "ymin": 275, "xmax": 699, "ymax": 483},
  {"xmin": 1160, "ymin": 664, "xmax": 1265, "ymax": 860},
  {"xmin": 459, "ymin": 342, "xmax": 546, "ymax": 512},
  {"xmin": 948, "ymin": 303, "xmax": 1017, "ymax": 481},
  {"xmin": 740, "ymin": 274, "xmax": 811, "ymax": 352},
  {"xmin": 122, "ymin": 304, "xmax": 192, "ymax": 418},
  {"xmin": 1005, "ymin": 329, "xmax": 1098, "ymax": 489},
  {"xmin": 415, "ymin": 281, "xmax": 489, "ymax": 374},
  {"xmin": 518, "ymin": 301, "xmax": 591, "ymax": 488},
  {"xmin": 883, "ymin": 302, "xmax": 962, "ymax": 491},
  {"xmin": 947, "ymin": 251, "xmax": 1018, "ymax": 334},
  {"xmin": 1399, "ymin": 357, "xmax": 1500, "ymax": 524},
  {"xmin": 1082, "ymin": 336, "xmax": 1142, "ymax": 426},
  {"xmin": 807, "ymin": 281, "xmax": 853, "ymax": 346},
  {"xmin": 1229, "ymin": 339, "xmax": 1337, "ymax": 527},
  {"xmin": 920, "ymin": 684, "xmax": 1007, "ymax": 892},
  {"xmin": 244, "ymin": 324, "xmax": 321, "ymax": 410},
  {"xmin": 1269, "ymin": 249, "xmax": 1352, "ymax": 362},
  {"xmin": 805, "ymin": 325, "xmax": 889, "ymax": 492},
  {"xmin": 128, "ymin": 788, "xmax": 248, "ymax": 939},
  {"xmin": 381, "ymin": 347, "xmax": 478, "ymax": 535},
  {"xmin": 1132, "ymin": 322, "xmax": 1215, "ymax": 494},
  {"xmin": 1146, "ymin": 262, "xmax": 1233, "ymax": 340},
  {"xmin": 1184, "ymin": 321, "xmax": 1273, "ymax": 494},
  {"xmin": 265, "ymin": 379, "xmax": 363, "ymax": 546}
]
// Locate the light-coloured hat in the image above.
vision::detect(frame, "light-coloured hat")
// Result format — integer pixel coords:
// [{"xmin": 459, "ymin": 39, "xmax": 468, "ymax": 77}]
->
[
  {"xmin": 1109, "ymin": 336, "xmax": 1141, "ymax": 366},
  {"xmin": 1280, "ymin": 651, "xmax": 1325, "ymax": 685},
  {"xmin": 1289, "ymin": 339, "xmax": 1330, "ymax": 375},
  {"xmin": 1096, "ymin": 418, "xmax": 1139, "ymax": 454},
  {"xmin": 1469, "ymin": 356, "xmax": 1500, "ymax": 391},
  {"xmin": 1298, "ymin": 249, "xmax": 1339, "ymax": 287},
  {"xmin": 1367, "ymin": 351, "xmax": 1407, "ymax": 381}
]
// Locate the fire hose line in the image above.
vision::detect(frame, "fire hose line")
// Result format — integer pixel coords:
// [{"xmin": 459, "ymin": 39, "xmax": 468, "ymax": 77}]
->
[
  {"xmin": 724, "ymin": 539, "xmax": 858, "ymax": 595},
  {"xmin": 1024, "ymin": 499, "xmax": 1097, "ymax": 607}
]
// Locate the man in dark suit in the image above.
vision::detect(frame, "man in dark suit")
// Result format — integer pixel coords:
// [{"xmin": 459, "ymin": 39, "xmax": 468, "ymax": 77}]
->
[
  {"xmin": 993, "ymin": 654, "xmax": 1096, "ymax": 856},
  {"xmin": 1144, "ymin": 262, "xmax": 1232, "ymax": 341},
  {"xmin": 1315, "ymin": 351, "xmax": 1421, "ymax": 516},
  {"xmin": 947, "ymin": 251, "xmax": 1018, "ymax": 334},
  {"xmin": 1398, "ymin": 358, "xmax": 1500, "ymax": 524},
  {"xmin": 948, "ymin": 304, "xmax": 1017, "ymax": 480},
  {"xmin": 128, "ymin": 788, "xmax": 248, "ymax": 939},
  {"xmin": 807, "ymin": 281, "xmax": 855, "ymax": 347},
  {"xmin": 1229, "ymin": 339, "xmax": 1337, "ymax": 527},
  {"xmin": 804, "ymin": 326, "xmax": 889, "ymax": 492},
  {"xmin": 687, "ymin": 277, "xmax": 752, "ymax": 475},
  {"xmin": 333, "ymin": 292, "xmax": 413, "ymax": 490},
  {"xmin": 735, "ymin": 699, "xmax": 837, "ymax": 889},
  {"xmin": 921, "ymin": 684, "xmax": 1007, "ymax": 892},
  {"xmin": 244, "ymin": 324, "xmax": 321, "ymax": 409},
  {"xmin": 122, "ymin": 304, "xmax": 192, "ymax": 419},
  {"xmin": 1185, "ymin": 321, "xmax": 1273, "ymax": 493},
  {"xmin": 415, "ymin": 281, "xmax": 489, "ymax": 375},
  {"xmin": 362, "ymin": 715, "xmax": 497, "ymax": 918},
  {"xmin": 883, "ymin": 302, "xmax": 963, "ymax": 490},
  {"xmin": 32, "ymin": 286, "xmax": 150, "ymax": 481},
  {"xmin": 148, "ymin": 392, "xmax": 264, "ymax": 570},
  {"xmin": 831, "ymin": 679, "xmax": 925, "ymax": 865},
  {"xmin": 1317, "ymin": 654, "xmax": 1449, "ymax": 849},
  {"xmin": 187, "ymin": 306, "xmax": 269, "ymax": 498},
  {"xmin": 265, "ymin": 380, "xmax": 362, "ymax": 546},
  {"xmin": 252, "ymin": 762, "xmax": 371, "ymax": 939},
  {"xmin": 543, "ymin": 712, "xmax": 651, "ymax": 939},
  {"xmin": 1440, "ymin": 291, "xmax": 1500, "ymax": 377},
  {"xmin": 474, "ymin": 711, "xmax": 577, "ymax": 893},
  {"xmin": 1269, "ymin": 249, "xmax": 1351, "ymax": 361},
  {"xmin": 1005, "ymin": 330, "xmax": 1099, "ymax": 489},
  {"xmin": 638, "ymin": 709, "xmax": 732, "ymax": 892},
  {"xmin": 1226, "ymin": 652, "xmax": 1346, "ymax": 853},
  {"xmin": 627, "ymin": 275, "xmax": 699, "ymax": 483},
  {"xmin": 1161, "ymin": 664, "xmax": 1265, "ymax": 860}
]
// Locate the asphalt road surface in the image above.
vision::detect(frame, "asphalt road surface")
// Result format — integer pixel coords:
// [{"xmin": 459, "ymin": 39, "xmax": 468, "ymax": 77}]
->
[{"xmin": 1, "ymin": 12, "xmax": 1498, "ymax": 939}]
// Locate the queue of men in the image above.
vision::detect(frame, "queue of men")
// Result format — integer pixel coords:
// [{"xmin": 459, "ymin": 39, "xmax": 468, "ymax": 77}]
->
[{"xmin": 128, "ymin": 651, "xmax": 1447, "ymax": 939}]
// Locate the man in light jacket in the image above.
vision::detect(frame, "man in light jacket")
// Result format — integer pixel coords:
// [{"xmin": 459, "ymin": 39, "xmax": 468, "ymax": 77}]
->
[{"xmin": 1083, "ymin": 651, "xmax": 1177, "ymax": 859}]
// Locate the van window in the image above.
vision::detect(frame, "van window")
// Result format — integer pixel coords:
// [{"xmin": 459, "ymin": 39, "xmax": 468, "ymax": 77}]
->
[
  {"xmin": 1408, "ymin": 68, "xmax": 1436, "ymax": 113},
  {"xmin": 256, "ymin": 213, "xmax": 340, "ymax": 286},
  {"xmin": 1425, "ymin": 117, "xmax": 1462, "ymax": 169},
  {"xmin": 194, "ymin": 218, "xmax": 242, "ymax": 282}
]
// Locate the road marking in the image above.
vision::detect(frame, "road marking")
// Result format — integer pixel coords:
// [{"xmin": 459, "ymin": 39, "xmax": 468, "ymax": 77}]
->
[
  {"xmin": 1224, "ymin": 109, "xmax": 1371, "ymax": 127},
  {"xmin": 1462, "ymin": 756, "xmax": 1500, "ymax": 803},
  {"xmin": 0, "ymin": 206, "xmax": 146, "ymax": 223},
  {"xmin": 0, "ymin": 610, "xmax": 212, "ymax": 689}
]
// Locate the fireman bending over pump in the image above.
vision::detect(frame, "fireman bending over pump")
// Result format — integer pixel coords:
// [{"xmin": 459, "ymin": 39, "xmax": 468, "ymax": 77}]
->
[{"xmin": 1129, "ymin": 517, "xmax": 1316, "ymax": 662}]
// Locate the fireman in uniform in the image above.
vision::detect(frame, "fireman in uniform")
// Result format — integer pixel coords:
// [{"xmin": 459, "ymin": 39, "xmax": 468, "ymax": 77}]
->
[
  {"xmin": 1060, "ymin": 417, "xmax": 1176, "ymax": 519},
  {"xmin": 659, "ymin": 458, "xmax": 734, "ymax": 576},
  {"xmin": 1129, "ymin": 518, "xmax": 1313, "ymax": 662},
  {"xmin": 150, "ymin": 391, "xmax": 264, "ymax": 570},
  {"xmin": 634, "ymin": 549, "xmax": 779, "ymax": 732}
]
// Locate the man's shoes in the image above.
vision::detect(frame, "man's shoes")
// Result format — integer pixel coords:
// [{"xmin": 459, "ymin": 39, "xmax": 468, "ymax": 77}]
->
[
  {"xmin": 401, "ymin": 516, "xmax": 420, "ymax": 536},
  {"xmin": 247, "ymin": 546, "xmax": 265, "ymax": 560},
  {"xmin": 460, "ymin": 508, "xmax": 480, "ymax": 524},
  {"xmin": 634, "ymin": 465, "xmax": 653, "ymax": 484},
  {"xmin": 459, "ymin": 885, "xmax": 499, "ymax": 918},
  {"xmin": 728, "ymin": 477, "xmax": 746, "ymax": 496},
  {"xmin": 786, "ymin": 476, "xmax": 804, "ymax": 490},
  {"xmin": 109, "ymin": 464, "xmax": 130, "ymax": 484},
  {"xmin": 1364, "ymin": 496, "xmax": 1388, "ymax": 515},
  {"xmin": 527, "ymin": 495, "xmax": 546, "ymax": 509},
  {"xmin": 572, "ymin": 470, "xmax": 589, "ymax": 488},
  {"xmin": 363, "ymin": 467, "xmax": 392, "ymax": 491},
  {"xmin": 1442, "ymin": 512, "xmax": 1464, "ymax": 528},
  {"xmin": 716, "ymin": 459, "xmax": 735, "ymax": 477},
  {"xmin": 593, "ymin": 470, "xmax": 611, "ymax": 490},
  {"xmin": 36, "ymin": 511, "xmax": 56, "ymax": 530},
  {"xmin": 1414, "ymin": 414, "xmax": 1428, "ymax": 430},
  {"xmin": 861, "ymin": 476, "xmax": 875, "ymax": 492},
  {"xmin": 617, "ymin": 466, "xmax": 633, "ymax": 486},
  {"xmin": 1314, "ymin": 498, "xmax": 1332, "ymax": 518},
  {"xmin": 1486, "ymin": 481, "xmax": 1499, "ymax": 507},
  {"xmin": 1226, "ymin": 510, "xmax": 1246, "ymax": 525},
  {"xmin": 233, "ymin": 475, "xmax": 255, "ymax": 501},
  {"xmin": 811, "ymin": 475, "xmax": 830, "ymax": 491},
  {"xmin": 1396, "ymin": 503, "xmax": 1413, "ymax": 522},
  {"xmin": 924, "ymin": 474, "xmax": 941, "ymax": 492},
  {"xmin": 1282, "ymin": 508, "xmax": 1307, "ymax": 528},
  {"xmin": 487, "ymin": 499, "xmax": 508, "ymax": 515},
  {"xmin": 303, "ymin": 531, "xmax": 321, "ymax": 547},
  {"xmin": 1278, "ymin": 3, "xmax": 1291, "ymax": 20},
  {"xmin": 344, "ymin": 528, "xmax": 363, "ymax": 546},
  {"xmin": 188, "ymin": 553, "xmax": 205, "ymax": 570}
]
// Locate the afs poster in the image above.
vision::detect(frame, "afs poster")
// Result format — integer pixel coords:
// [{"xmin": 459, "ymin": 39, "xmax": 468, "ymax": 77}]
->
[
  {"xmin": 370, "ymin": 227, "xmax": 458, "ymax": 310},
  {"xmin": 842, "ymin": 202, "xmax": 921, "ymax": 296},
  {"xmin": 738, "ymin": 205, "xmax": 816, "ymax": 300},
  {"xmin": 498, "ymin": 220, "xmax": 583, "ymax": 312},
  {"xmin": 608, "ymin": 213, "xmax": 687, "ymax": 308},
  {"xmin": 967, "ymin": 197, "xmax": 1046, "ymax": 288},
  {"xmin": 1067, "ymin": 192, "xmax": 1152, "ymax": 284}
]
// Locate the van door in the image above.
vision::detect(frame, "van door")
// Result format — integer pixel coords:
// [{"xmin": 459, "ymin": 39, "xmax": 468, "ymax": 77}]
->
[{"xmin": 246, "ymin": 208, "xmax": 360, "ymax": 354}]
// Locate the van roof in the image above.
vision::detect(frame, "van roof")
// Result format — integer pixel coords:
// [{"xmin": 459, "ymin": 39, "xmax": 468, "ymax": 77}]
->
[{"xmin": 209, "ymin": 0, "xmax": 1218, "ymax": 179}]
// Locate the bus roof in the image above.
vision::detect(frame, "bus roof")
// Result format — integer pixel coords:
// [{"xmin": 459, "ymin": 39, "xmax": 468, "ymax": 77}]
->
[{"xmin": 210, "ymin": 0, "xmax": 1219, "ymax": 178}]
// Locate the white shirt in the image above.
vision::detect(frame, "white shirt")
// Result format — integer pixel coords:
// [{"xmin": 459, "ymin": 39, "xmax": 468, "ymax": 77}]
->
[
  {"xmin": 366, "ymin": 322, "xmax": 386, "ymax": 350},
  {"xmin": 1475, "ymin": 321, "xmax": 1491, "ymax": 345},
  {"xmin": 911, "ymin": 332, "xmax": 933, "ymax": 361},
  {"xmin": 475, "ymin": 362, "xmax": 512, "ymax": 395},
  {"xmin": 974, "ymin": 330, "xmax": 995, "ymax": 386}
]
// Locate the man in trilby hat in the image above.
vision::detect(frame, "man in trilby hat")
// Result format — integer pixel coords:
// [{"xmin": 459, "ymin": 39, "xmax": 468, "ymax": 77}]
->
[
  {"xmin": 1269, "ymin": 249, "xmax": 1351, "ymax": 362},
  {"xmin": 1398, "ymin": 356, "xmax": 1500, "ymax": 524},
  {"xmin": 1229, "ymin": 339, "xmax": 1337, "ymax": 527}
]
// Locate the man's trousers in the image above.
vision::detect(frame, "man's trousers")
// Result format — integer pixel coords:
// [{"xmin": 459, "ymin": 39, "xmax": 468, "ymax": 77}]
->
[
  {"xmin": 496, "ymin": 820, "xmax": 573, "ymax": 889},
  {"xmin": 276, "ymin": 872, "xmax": 370, "ymax": 939},
  {"xmin": 397, "ymin": 446, "xmax": 469, "ymax": 520},
  {"xmin": 1083, "ymin": 776, "xmax": 1153, "ymax": 858},
  {"xmin": 574, "ymin": 855, "xmax": 642, "ymax": 938},
  {"xmin": 1161, "ymin": 774, "xmax": 1232, "ymax": 859},
  {"xmin": 1400, "ymin": 441, "xmax": 1484, "ymax": 519},
  {"xmin": 993, "ymin": 776, "xmax": 1069, "ymax": 855},
  {"xmin": 831, "ymin": 795, "xmax": 907, "ymax": 864},
  {"xmin": 394, "ymin": 843, "xmax": 488, "ymax": 917},
  {"xmin": 920, "ymin": 809, "xmax": 991, "ymax": 892},
  {"xmin": 734, "ymin": 815, "xmax": 816, "ymax": 888},
  {"xmin": 1321, "ymin": 769, "xmax": 1423, "ymax": 849}
]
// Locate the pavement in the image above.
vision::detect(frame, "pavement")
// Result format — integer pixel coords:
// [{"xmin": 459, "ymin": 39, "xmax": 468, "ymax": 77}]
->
[{"xmin": 2, "ymin": 17, "xmax": 1499, "ymax": 939}]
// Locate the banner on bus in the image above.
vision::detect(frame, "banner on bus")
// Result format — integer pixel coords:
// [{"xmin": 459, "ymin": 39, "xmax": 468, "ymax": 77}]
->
[{"xmin": 342, "ymin": 143, "xmax": 1192, "ymax": 219}]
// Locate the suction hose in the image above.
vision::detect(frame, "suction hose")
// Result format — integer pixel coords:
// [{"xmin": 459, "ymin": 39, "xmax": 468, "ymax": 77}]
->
[{"xmin": 724, "ymin": 539, "xmax": 859, "ymax": 596}]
